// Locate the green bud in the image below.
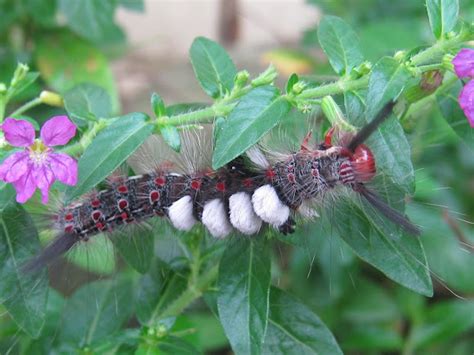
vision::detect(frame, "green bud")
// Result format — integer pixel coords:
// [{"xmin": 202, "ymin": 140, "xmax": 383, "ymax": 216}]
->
[
  {"xmin": 404, "ymin": 70, "xmax": 444, "ymax": 103},
  {"xmin": 321, "ymin": 96, "xmax": 356, "ymax": 132},
  {"xmin": 156, "ymin": 324, "xmax": 167, "ymax": 338},
  {"xmin": 291, "ymin": 81, "xmax": 306, "ymax": 95},
  {"xmin": 10, "ymin": 63, "xmax": 29, "ymax": 88},
  {"xmin": 234, "ymin": 70, "xmax": 249, "ymax": 88},
  {"xmin": 394, "ymin": 50, "xmax": 407, "ymax": 63},
  {"xmin": 40, "ymin": 90, "xmax": 64, "ymax": 107},
  {"xmin": 151, "ymin": 92, "xmax": 166, "ymax": 117},
  {"xmin": 0, "ymin": 83, "xmax": 6, "ymax": 94},
  {"xmin": 352, "ymin": 61, "xmax": 372, "ymax": 78},
  {"xmin": 442, "ymin": 53, "xmax": 454, "ymax": 71},
  {"xmin": 251, "ymin": 64, "xmax": 278, "ymax": 87}
]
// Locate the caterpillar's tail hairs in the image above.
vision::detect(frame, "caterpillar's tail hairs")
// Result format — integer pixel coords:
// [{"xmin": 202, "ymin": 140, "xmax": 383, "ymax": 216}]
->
[{"xmin": 23, "ymin": 101, "xmax": 421, "ymax": 272}]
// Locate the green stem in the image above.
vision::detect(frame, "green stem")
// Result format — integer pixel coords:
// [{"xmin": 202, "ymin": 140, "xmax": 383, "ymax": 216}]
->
[
  {"xmin": 158, "ymin": 264, "xmax": 219, "ymax": 320},
  {"xmin": 61, "ymin": 119, "xmax": 110, "ymax": 156},
  {"xmin": 410, "ymin": 33, "xmax": 470, "ymax": 66},
  {"xmin": 8, "ymin": 97, "xmax": 42, "ymax": 117},
  {"xmin": 298, "ymin": 76, "xmax": 369, "ymax": 100}
]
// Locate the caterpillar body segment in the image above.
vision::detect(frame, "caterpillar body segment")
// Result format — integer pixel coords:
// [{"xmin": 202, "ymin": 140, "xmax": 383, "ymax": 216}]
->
[{"xmin": 25, "ymin": 102, "xmax": 420, "ymax": 271}]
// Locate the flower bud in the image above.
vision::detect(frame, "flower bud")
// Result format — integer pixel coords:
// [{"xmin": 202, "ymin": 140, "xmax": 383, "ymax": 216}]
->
[
  {"xmin": 321, "ymin": 96, "xmax": 355, "ymax": 132},
  {"xmin": 291, "ymin": 81, "xmax": 306, "ymax": 95},
  {"xmin": 10, "ymin": 63, "xmax": 29, "ymax": 88},
  {"xmin": 0, "ymin": 83, "xmax": 6, "ymax": 94},
  {"xmin": 40, "ymin": 90, "xmax": 64, "ymax": 107},
  {"xmin": 234, "ymin": 70, "xmax": 249, "ymax": 88},
  {"xmin": 251, "ymin": 64, "xmax": 278, "ymax": 87}
]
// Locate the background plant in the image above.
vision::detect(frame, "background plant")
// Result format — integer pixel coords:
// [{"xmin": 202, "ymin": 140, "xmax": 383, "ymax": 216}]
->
[{"xmin": 1, "ymin": 1, "xmax": 474, "ymax": 354}]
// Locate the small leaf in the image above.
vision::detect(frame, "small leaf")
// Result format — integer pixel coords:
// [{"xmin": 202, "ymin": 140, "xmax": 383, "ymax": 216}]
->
[
  {"xmin": 109, "ymin": 228, "xmax": 154, "ymax": 274},
  {"xmin": 66, "ymin": 113, "xmax": 153, "ymax": 201},
  {"xmin": 262, "ymin": 287, "xmax": 343, "ymax": 355},
  {"xmin": 60, "ymin": 278, "xmax": 134, "ymax": 347},
  {"xmin": 0, "ymin": 186, "xmax": 48, "ymax": 338},
  {"xmin": 190, "ymin": 37, "xmax": 237, "ymax": 98},
  {"xmin": 64, "ymin": 83, "xmax": 112, "ymax": 126},
  {"xmin": 213, "ymin": 86, "xmax": 291, "ymax": 169},
  {"xmin": 436, "ymin": 81, "xmax": 474, "ymax": 151},
  {"xmin": 160, "ymin": 125, "xmax": 181, "ymax": 152},
  {"xmin": 9, "ymin": 72, "xmax": 40, "ymax": 99},
  {"xmin": 151, "ymin": 92, "xmax": 166, "ymax": 117},
  {"xmin": 36, "ymin": 31, "xmax": 119, "ymax": 112},
  {"xmin": 318, "ymin": 15, "xmax": 364, "ymax": 75},
  {"xmin": 217, "ymin": 237, "xmax": 271, "ymax": 355},
  {"xmin": 364, "ymin": 57, "xmax": 414, "ymax": 193},
  {"xmin": 286, "ymin": 73, "xmax": 299, "ymax": 93},
  {"xmin": 426, "ymin": 0, "xmax": 459, "ymax": 39}
]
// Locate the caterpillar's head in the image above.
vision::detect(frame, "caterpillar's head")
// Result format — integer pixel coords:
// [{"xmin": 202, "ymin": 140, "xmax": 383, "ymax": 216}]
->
[{"xmin": 350, "ymin": 144, "xmax": 376, "ymax": 182}]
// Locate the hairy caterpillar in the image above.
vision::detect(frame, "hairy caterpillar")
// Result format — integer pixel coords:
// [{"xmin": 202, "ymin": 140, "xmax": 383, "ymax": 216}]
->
[{"xmin": 24, "ymin": 102, "xmax": 420, "ymax": 271}]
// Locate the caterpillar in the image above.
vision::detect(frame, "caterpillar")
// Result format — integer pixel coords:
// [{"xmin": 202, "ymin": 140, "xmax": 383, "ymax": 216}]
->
[{"xmin": 24, "ymin": 101, "xmax": 420, "ymax": 272}]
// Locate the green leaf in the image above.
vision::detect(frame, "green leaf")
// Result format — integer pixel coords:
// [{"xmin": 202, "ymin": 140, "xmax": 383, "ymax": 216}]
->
[
  {"xmin": 66, "ymin": 113, "xmax": 153, "ymax": 201},
  {"xmin": 317, "ymin": 15, "xmax": 364, "ymax": 76},
  {"xmin": 36, "ymin": 31, "xmax": 119, "ymax": 112},
  {"xmin": 64, "ymin": 83, "xmax": 112, "ymax": 126},
  {"xmin": 262, "ymin": 287, "xmax": 343, "ymax": 355},
  {"xmin": 151, "ymin": 92, "xmax": 166, "ymax": 117},
  {"xmin": 58, "ymin": 0, "xmax": 120, "ymax": 43},
  {"xmin": 189, "ymin": 37, "xmax": 237, "ymax": 98},
  {"xmin": 66, "ymin": 236, "xmax": 116, "ymax": 274},
  {"xmin": 364, "ymin": 57, "xmax": 414, "ymax": 193},
  {"xmin": 217, "ymin": 237, "xmax": 271, "ymax": 355},
  {"xmin": 341, "ymin": 325, "xmax": 403, "ymax": 352},
  {"xmin": 410, "ymin": 300, "xmax": 474, "ymax": 350},
  {"xmin": 60, "ymin": 278, "xmax": 133, "ymax": 347},
  {"xmin": 0, "ymin": 186, "xmax": 48, "ymax": 338},
  {"xmin": 212, "ymin": 86, "xmax": 291, "ymax": 169},
  {"xmin": 332, "ymin": 196, "xmax": 433, "ymax": 296},
  {"xmin": 437, "ymin": 81, "xmax": 474, "ymax": 151},
  {"xmin": 408, "ymin": 203, "xmax": 474, "ymax": 293},
  {"xmin": 118, "ymin": 0, "xmax": 144, "ymax": 12},
  {"xmin": 24, "ymin": 0, "xmax": 57, "ymax": 27},
  {"xmin": 426, "ymin": 0, "xmax": 459, "ymax": 39},
  {"xmin": 285, "ymin": 73, "xmax": 299, "ymax": 94},
  {"xmin": 109, "ymin": 228, "xmax": 154, "ymax": 274},
  {"xmin": 160, "ymin": 125, "xmax": 181, "ymax": 152}
]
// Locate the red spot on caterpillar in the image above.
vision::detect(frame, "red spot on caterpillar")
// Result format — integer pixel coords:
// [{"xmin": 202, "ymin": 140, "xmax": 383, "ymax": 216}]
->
[
  {"xmin": 64, "ymin": 213, "xmax": 74, "ymax": 221},
  {"xmin": 288, "ymin": 173, "xmax": 296, "ymax": 184},
  {"xmin": 311, "ymin": 168, "xmax": 319, "ymax": 178},
  {"xmin": 120, "ymin": 212, "xmax": 128, "ymax": 220},
  {"xmin": 350, "ymin": 144, "xmax": 376, "ymax": 182},
  {"xmin": 265, "ymin": 169, "xmax": 276, "ymax": 180},
  {"xmin": 155, "ymin": 176, "xmax": 166, "ymax": 187},
  {"xmin": 118, "ymin": 199, "xmax": 129, "ymax": 211},
  {"xmin": 64, "ymin": 224, "xmax": 74, "ymax": 233},
  {"xmin": 95, "ymin": 222, "xmax": 105, "ymax": 231},
  {"xmin": 118, "ymin": 185, "xmax": 128, "ymax": 194},
  {"xmin": 149, "ymin": 190, "xmax": 160, "ymax": 203},
  {"xmin": 191, "ymin": 179, "xmax": 201, "ymax": 190},
  {"xmin": 216, "ymin": 181, "xmax": 226, "ymax": 192},
  {"xmin": 91, "ymin": 199, "xmax": 101, "ymax": 208},
  {"xmin": 242, "ymin": 178, "xmax": 253, "ymax": 188},
  {"xmin": 91, "ymin": 210, "xmax": 102, "ymax": 221}
]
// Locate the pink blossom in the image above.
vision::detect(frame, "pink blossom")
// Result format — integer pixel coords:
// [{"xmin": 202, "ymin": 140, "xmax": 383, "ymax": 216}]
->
[
  {"xmin": 0, "ymin": 116, "xmax": 78, "ymax": 204},
  {"xmin": 459, "ymin": 80, "xmax": 474, "ymax": 128},
  {"xmin": 452, "ymin": 48, "xmax": 474, "ymax": 79}
]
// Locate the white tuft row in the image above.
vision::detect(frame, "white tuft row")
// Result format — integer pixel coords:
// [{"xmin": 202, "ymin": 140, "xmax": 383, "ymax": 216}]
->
[{"xmin": 167, "ymin": 185, "xmax": 290, "ymax": 238}]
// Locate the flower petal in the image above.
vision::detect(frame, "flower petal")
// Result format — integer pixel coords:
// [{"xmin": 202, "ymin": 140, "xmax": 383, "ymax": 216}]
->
[
  {"xmin": 12, "ymin": 167, "xmax": 36, "ymax": 203},
  {"xmin": 459, "ymin": 80, "xmax": 474, "ymax": 128},
  {"xmin": 32, "ymin": 165, "xmax": 55, "ymax": 204},
  {"xmin": 452, "ymin": 48, "xmax": 474, "ymax": 79},
  {"xmin": 0, "ymin": 151, "xmax": 30, "ymax": 182},
  {"xmin": 1, "ymin": 118, "xmax": 35, "ymax": 147},
  {"xmin": 40, "ymin": 115, "xmax": 77, "ymax": 146},
  {"xmin": 48, "ymin": 153, "xmax": 78, "ymax": 186}
]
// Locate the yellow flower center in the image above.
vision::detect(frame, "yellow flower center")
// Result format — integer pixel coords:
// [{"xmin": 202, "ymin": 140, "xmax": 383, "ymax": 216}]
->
[{"xmin": 29, "ymin": 139, "xmax": 49, "ymax": 166}]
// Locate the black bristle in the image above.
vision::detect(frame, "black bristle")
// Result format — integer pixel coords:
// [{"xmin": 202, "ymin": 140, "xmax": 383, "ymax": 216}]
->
[
  {"xmin": 356, "ymin": 184, "xmax": 421, "ymax": 236},
  {"xmin": 347, "ymin": 101, "xmax": 395, "ymax": 152},
  {"xmin": 22, "ymin": 234, "xmax": 79, "ymax": 274}
]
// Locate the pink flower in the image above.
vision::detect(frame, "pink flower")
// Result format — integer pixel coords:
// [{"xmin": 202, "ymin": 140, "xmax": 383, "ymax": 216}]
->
[
  {"xmin": 459, "ymin": 80, "xmax": 474, "ymax": 128},
  {"xmin": 0, "ymin": 116, "xmax": 78, "ymax": 204},
  {"xmin": 452, "ymin": 48, "xmax": 474, "ymax": 79}
]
